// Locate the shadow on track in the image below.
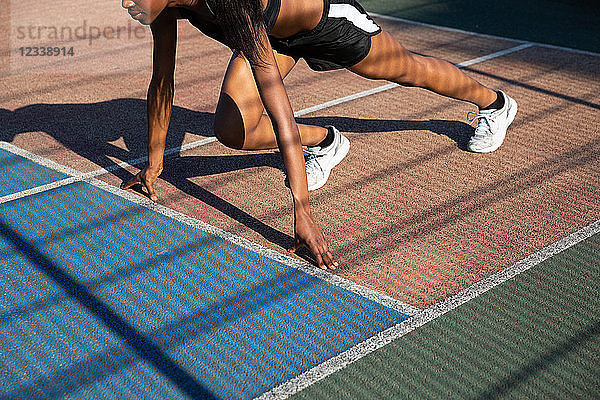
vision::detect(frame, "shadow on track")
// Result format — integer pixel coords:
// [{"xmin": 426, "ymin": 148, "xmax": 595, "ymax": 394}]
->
[{"xmin": 0, "ymin": 99, "xmax": 475, "ymax": 265}]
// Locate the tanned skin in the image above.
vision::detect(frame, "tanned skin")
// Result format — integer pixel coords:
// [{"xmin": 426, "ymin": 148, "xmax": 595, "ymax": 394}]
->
[{"xmin": 120, "ymin": 0, "xmax": 497, "ymax": 270}]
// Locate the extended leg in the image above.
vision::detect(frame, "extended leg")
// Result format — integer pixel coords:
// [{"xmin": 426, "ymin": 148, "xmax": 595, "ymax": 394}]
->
[
  {"xmin": 349, "ymin": 31, "xmax": 497, "ymax": 109},
  {"xmin": 351, "ymin": 31, "xmax": 517, "ymax": 153},
  {"xmin": 214, "ymin": 51, "xmax": 327, "ymax": 150}
]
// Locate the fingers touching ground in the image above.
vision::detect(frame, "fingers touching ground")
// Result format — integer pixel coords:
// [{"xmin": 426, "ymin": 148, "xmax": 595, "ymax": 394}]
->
[
  {"xmin": 120, "ymin": 173, "xmax": 142, "ymax": 191},
  {"xmin": 120, "ymin": 167, "xmax": 159, "ymax": 201},
  {"xmin": 290, "ymin": 239, "xmax": 338, "ymax": 271}
]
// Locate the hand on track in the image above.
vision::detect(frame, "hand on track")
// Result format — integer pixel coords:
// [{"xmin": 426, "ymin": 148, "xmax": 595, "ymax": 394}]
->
[
  {"xmin": 290, "ymin": 210, "xmax": 339, "ymax": 270},
  {"xmin": 120, "ymin": 165, "xmax": 162, "ymax": 201}
]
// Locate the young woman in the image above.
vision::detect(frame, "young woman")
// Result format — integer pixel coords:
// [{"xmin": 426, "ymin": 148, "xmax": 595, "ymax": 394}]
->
[{"xmin": 121, "ymin": 0, "xmax": 517, "ymax": 270}]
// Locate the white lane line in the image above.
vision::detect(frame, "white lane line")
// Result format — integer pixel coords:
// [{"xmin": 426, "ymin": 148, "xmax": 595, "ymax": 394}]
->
[
  {"xmin": 0, "ymin": 142, "xmax": 86, "ymax": 177},
  {"xmin": 176, "ymin": 137, "xmax": 219, "ymax": 153},
  {"xmin": 370, "ymin": 12, "xmax": 600, "ymax": 58},
  {"xmin": 294, "ymin": 83, "xmax": 399, "ymax": 117},
  {"xmin": 457, "ymin": 43, "xmax": 533, "ymax": 67},
  {"xmin": 86, "ymin": 136, "xmax": 220, "ymax": 176},
  {"xmin": 94, "ymin": 42, "xmax": 530, "ymax": 176},
  {"xmin": 257, "ymin": 219, "xmax": 600, "ymax": 399},
  {"xmin": 0, "ymin": 177, "xmax": 80, "ymax": 205},
  {"xmin": 89, "ymin": 178, "xmax": 421, "ymax": 316},
  {"xmin": 0, "ymin": 140, "xmax": 420, "ymax": 316},
  {"xmin": 0, "ymin": 137, "xmax": 219, "ymax": 205}
]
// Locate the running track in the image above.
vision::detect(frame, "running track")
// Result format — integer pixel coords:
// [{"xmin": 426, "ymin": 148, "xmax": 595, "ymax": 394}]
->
[{"xmin": 1, "ymin": 4, "xmax": 599, "ymax": 399}]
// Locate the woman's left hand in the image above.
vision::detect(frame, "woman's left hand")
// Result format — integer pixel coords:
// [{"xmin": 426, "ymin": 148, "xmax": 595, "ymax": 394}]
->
[{"xmin": 290, "ymin": 209, "xmax": 339, "ymax": 270}]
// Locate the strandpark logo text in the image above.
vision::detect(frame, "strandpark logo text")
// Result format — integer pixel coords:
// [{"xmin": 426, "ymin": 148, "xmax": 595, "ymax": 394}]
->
[
  {"xmin": 9, "ymin": 0, "xmax": 151, "ymax": 74},
  {"xmin": 14, "ymin": 20, "xmax": 147, "ymax": 46}
]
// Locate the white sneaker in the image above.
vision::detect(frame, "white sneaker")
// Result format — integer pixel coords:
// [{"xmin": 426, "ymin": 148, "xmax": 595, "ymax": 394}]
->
[
  {"xmin": 467, "ymin": 91, "xmax": 518, "ymax": 153},
  {"xmin": 304, "ymin": 125, "xmax": 350, "ymax": 191}
]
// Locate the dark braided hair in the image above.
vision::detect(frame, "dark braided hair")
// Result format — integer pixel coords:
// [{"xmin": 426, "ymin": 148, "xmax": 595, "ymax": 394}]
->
[{"xmin": 206, "ymin": 0, "xmax": 267, "ymax": 65}]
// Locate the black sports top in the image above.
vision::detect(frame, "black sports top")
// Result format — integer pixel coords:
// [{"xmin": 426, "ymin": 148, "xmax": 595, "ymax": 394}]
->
[{"xmin": 177, "ymin": 0, "xmax": 281, "ymax": 44}]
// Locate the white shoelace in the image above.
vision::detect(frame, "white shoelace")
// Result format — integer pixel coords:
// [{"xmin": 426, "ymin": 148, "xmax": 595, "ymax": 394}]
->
[
  {"xmin": 304, "ymin": 131, "xmax": 337, "ymax": 179},
  {"xmin": 304, "ymin": 151, "xmax": 323, "ymax": 177},
  {"xmin": 467, "ymin": 111, "xmax": 494, "ymax": 139}
]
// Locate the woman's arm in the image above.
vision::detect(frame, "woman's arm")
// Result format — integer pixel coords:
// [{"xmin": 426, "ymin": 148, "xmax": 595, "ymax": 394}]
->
[
  {"xmin": 249, "ymin": 29, "xmax": 338, "ymax": 270},
  {"xmin": 121, "ymin": 9, "xmax": 177, "ymax": 200}
]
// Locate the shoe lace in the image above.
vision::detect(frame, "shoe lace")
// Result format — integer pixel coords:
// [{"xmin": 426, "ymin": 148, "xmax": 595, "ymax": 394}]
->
[
  {"xmin": 467, "ymin": 111, "xmax": 495, "ymax": 138},
  {"xmin": 304, "ymin": 150, "xmax": 322, "ymax": 175}
]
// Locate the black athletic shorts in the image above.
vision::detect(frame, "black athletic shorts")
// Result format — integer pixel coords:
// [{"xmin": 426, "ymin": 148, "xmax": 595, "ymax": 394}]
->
[{"xmin": 270, "ymin": 0, "xmax": 382, "ymax": 71}]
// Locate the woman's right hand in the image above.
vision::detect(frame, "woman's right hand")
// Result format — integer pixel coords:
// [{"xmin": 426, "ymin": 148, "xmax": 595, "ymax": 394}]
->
[
  {"xmin": 290, "ymin": 209, "xmax": 339, "ymax": 270},
  {"xmin": 121, "ymin": 164, "xmax": 163, "ymax": 201}
]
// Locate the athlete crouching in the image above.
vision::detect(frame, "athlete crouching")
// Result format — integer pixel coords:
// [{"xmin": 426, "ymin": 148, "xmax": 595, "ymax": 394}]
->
[{"xmin": 121, "ymin": 0, "xmax": 518, "ymax": 270}]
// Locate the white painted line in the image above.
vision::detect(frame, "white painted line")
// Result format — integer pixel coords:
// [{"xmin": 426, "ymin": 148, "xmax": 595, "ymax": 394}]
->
[
  {"xmin": 370, "ymin": 12, "xmax": 600, "ymax": 58},
  {"xmin": 85, "ymin": 136, "xmax": 219, "ymax": 177},
  {"xmin": 294, "ymin": 83, "xmax": 399, "ymax": 117},
  {"xmin": 0, "ymin": 177, "xmax": 80, "ymax": 205},
  {"xmin": 457, "ymin": 43, "xmax": 533, "ymax": 67},
  {"xmin": 176, "ymin": 137, "xmax": 218, "ymax": 152},
  {"xmin": 0, "ymin": 141, "xmax": 85, "ymax": 178},
  {"xmin": 0, "ymin": 141, "xmax": 419, "ymax": 316},
  {"xmin": 0, "ymin": 137, "xmax": 220, "ymax": 205},
  {"xmin": 90, "ymin": 178, "xmax": 420, "ymax": 316},
  {"xmin": 257, "ymin": 220, "xmax": 600, "ymax": 399}
]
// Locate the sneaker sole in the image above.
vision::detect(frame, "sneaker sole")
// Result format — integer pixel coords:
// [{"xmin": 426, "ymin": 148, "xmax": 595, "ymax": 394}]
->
[
  {"xmin": 468, "ymin": 95, "xmax": 518, "ymax": 153},
  {"xmin": 308, "ymin": 134, "xmax": 350, "ymax": 191}
]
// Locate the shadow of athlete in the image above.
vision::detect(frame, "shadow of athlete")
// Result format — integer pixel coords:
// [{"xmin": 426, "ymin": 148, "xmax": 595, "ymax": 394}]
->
[
  {"xmin": 120, "ymin": 0, "xmax": 518, "ymax": 270},
  {"xmin": 2, "ymin": 101, "xmax": 474, "ymax": 269},
  {"xmin": 0, "ymin": 99, "xmax": 210, "ymax": 171}
]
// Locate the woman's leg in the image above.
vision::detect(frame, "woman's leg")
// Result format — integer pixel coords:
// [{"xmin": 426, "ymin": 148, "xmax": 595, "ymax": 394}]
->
[
  {"xmin": 349, "ymin": 31, "xmax": 497, "ymax": 109},
  {"xmin": 214, "ymin": 51, "xmax": 328, "ymax": 150}
]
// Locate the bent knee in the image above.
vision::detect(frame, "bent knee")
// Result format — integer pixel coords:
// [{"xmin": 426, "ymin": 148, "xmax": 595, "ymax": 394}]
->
[
  {"xmin": 214, "ymin": 120, "xmax": 245, "ymax": 150},
  {"xmin": 214, "ymin": 93, "xmax": 246, "ymax": 150}
]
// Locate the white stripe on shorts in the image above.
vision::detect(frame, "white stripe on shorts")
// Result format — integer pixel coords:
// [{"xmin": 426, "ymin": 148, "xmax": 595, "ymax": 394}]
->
[{"xmin": 328, "ymin": 4, "xmax": 380, "ymax": 33}]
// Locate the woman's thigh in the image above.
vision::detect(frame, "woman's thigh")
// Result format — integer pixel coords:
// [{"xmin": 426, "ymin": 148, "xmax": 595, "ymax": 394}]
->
[
  {"xmin": 348, "ymin": 31, "xmax": 415, "ymax": 81},
  {"xmin": 349, "ymin": 30, "xmax": 494, "ymax": 105},
  {"xmin": 214, "ymin": 51, "xmax": 298, "ymax": 147}
]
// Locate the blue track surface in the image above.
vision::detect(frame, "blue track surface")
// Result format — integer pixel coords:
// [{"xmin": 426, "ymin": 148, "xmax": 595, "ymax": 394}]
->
[
  {"xmin": 0, "ymin": 149, "xmax": 409, "ymax": 399},
  {"xmin": 0, "ymin": 148, "xmax": 69, "ymax": 197}
]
